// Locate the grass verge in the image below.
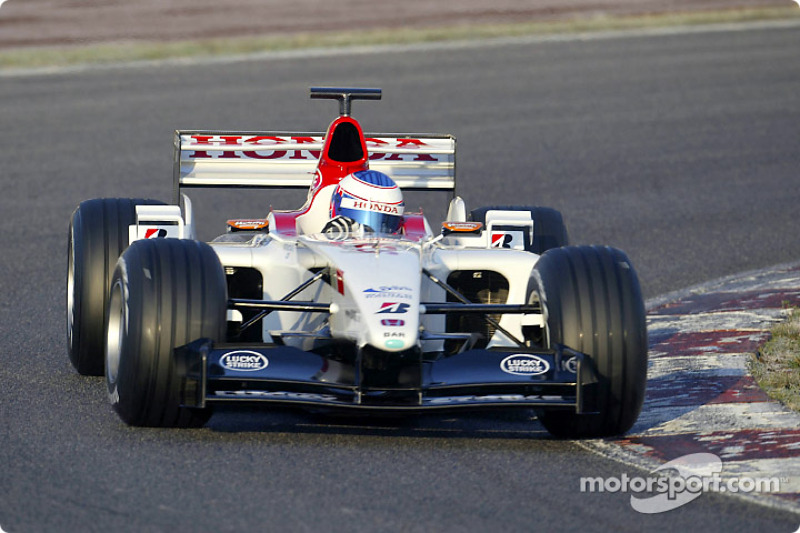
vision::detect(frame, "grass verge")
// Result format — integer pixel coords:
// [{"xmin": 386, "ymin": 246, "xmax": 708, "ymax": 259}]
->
[
  {"xmin": 750, "ymin": 308, "xmax": 800, "ymax": 412},
  {"xmin": 1, "ymin": 6, "xmax": 798, "ymax": 71}
]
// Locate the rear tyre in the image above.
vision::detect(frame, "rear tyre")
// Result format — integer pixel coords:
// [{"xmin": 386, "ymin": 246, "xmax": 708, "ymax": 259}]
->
[
  {"xmin": 469, "ymin": 205, "xmax": 568, "ymax": 254},
  {"xmin": 106, "ymin": 239, "xmax": 227, "ymax": 427},
  {"xmin": 67, "ymin": 198, "xmax": 164, "ymax": 375},
  {"xmin": 532, "ymin": 246, "xmax": 647, "ymax": 438}
]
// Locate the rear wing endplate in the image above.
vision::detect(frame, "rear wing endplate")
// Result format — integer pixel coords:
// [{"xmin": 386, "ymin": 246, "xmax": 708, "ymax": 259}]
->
[{"xmin": 173, "ymin": 131, "xmax": 456, "ymax": 203}]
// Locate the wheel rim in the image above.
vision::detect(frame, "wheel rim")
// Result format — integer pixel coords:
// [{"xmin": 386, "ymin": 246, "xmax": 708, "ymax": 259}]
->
[
  {"xmin": 527, "ymin": 276, "xmax": 550, "ymax": 349},
  {"xmin": 106, "ymin": 280, "xmax": 124, "ymax": 385}
]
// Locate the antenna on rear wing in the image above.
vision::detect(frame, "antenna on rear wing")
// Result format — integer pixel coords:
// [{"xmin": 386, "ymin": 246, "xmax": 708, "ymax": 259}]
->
[{"xmin": 309, "ymin": 87, "xmax": 382, "ymax": 116}]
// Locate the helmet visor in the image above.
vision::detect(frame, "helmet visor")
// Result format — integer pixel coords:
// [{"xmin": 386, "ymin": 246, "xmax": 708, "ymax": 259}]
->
[
  {"xmin": 333, "ymin": 192, "xmax": 404, "ymax": 234},
  {"xmin": 337, "ymin": 205, "xmax": 403, "ymax": 234}
]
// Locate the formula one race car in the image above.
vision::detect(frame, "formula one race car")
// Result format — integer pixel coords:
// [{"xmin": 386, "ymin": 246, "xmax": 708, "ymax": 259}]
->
[{"xmin": 67, "ymin": 87, "xmax": 647, "ymax": 438}]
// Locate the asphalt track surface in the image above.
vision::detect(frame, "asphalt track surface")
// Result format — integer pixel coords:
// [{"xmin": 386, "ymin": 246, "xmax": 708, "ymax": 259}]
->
[{"xmin": 1, "ymin": 23, "xmax": 799, "ymax": 533}]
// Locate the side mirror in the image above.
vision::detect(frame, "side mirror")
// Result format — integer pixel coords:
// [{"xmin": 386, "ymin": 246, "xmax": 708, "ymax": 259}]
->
[{"xmin": 441, "ymin": 221, "xmax": 483, "ymax": 237}]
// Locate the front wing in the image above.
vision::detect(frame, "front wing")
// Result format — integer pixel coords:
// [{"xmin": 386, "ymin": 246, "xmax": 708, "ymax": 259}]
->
[{"xmin": 176, "ymin": 340, "xmax": 598, "ymax": 413}]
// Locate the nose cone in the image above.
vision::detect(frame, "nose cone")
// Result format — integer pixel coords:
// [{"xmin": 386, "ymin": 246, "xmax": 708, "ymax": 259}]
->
[
  {"xmin": 353, "ymin": 250, "xmax": 420, "ymax": 352},
  {"xmin": 368, "ymin": 298, "xmax": 419, "ymax": 352},
  {"xmin": 307, "ymin": 236, "xmax": 422, "ymax": 352}
]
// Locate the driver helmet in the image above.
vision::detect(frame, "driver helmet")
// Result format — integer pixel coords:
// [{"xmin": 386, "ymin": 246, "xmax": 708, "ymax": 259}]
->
[{"xmin": 330, "ymin": 170, "xmax": 404, "ymax": 234}]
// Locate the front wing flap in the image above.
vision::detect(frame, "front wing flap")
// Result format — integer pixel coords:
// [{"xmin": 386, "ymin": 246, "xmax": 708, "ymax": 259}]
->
[{"xmin": 175, "ymin": 339, "xmax": 598, "ymax": 413}]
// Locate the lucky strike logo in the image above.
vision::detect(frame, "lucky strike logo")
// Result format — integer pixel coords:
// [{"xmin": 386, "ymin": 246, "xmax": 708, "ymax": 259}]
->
[
  {"xmin": 219, "ymin": 350, "xmax": 269, "ymax": 372},
  {"xmin": 500, "ymin": 354, "xmax": 550, "ymax": 376},
  {"xmin": 185, "ymin": 135, "xmax": 439, "ymax": 162}
]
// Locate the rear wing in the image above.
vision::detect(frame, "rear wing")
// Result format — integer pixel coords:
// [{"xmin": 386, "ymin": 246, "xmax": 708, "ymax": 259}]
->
[{"xmin": 173, "ymin": 131, "xmax": 456, "ymax": 203}]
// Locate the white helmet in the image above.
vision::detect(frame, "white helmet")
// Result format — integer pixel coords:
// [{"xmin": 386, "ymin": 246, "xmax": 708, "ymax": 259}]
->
[{"xmin": 329, "ymin": 170, "xmax": 404, "ymax": 233}]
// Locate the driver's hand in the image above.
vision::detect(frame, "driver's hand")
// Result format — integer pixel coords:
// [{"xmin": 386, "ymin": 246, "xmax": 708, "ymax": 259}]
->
[{"xmin": 322, "ymin": 216, "xmax": 359, "ymax": 240}]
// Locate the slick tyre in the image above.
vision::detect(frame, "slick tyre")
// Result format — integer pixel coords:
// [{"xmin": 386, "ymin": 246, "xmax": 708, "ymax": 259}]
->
[
  {"xmin": 532, "ymin": 246, "xmax": 647, "ymax": 438},
  {"xmin": 470, "ymin": 206, "xmax": 568, "ymax": 254},
  {"xmin": 105, "ymin": 239, "xmax": 227, "ymax": 427},
  {"xmin": 67, "ymin": 198, "xmax": 164, "ymax": 375}
]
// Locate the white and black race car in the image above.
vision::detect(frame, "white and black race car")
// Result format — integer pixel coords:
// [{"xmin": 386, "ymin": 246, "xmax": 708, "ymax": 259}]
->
[{"xmin": 67, "ymin": 87, "xmax": 648, "ymax": 438}]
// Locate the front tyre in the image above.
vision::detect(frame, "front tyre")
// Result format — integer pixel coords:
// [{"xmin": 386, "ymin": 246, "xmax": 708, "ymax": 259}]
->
[
  {"xmin": 67, "ymin": 198, "xmax": 164, "ymax": 375},
  {"xmin": 532, "ymin": 246, "xmax": 648, "ymax": 438},
  {"xmin": 106, "ymin": 239, "xmax": 227, "ymax": 427}
]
